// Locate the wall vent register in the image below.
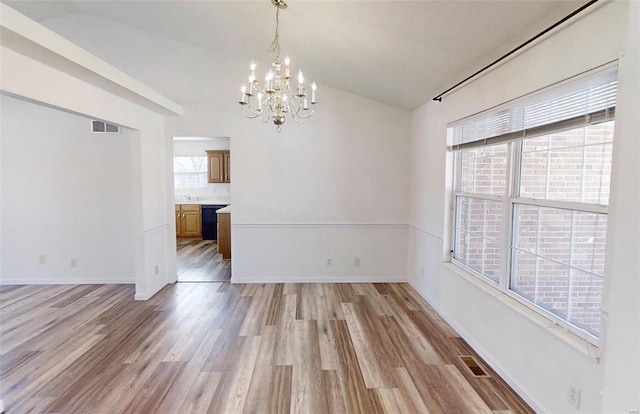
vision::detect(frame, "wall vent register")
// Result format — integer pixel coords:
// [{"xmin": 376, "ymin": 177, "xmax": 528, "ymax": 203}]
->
[{"xmin": 91, "ymin": 120, "xmax": 119, "ymax": 133}]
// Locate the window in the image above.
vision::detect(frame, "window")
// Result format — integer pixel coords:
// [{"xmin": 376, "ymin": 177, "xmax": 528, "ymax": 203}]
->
[
  {"xmin": 450, "ymin": 65, "xmax": 617, "ymax": 342},
  {"xmin": 174, "ymin": 156, "xmax": 207, "ymax": 189},
  {"xmin": 453, "ymin": 144, "xmax": 507, "ymax": 283}
]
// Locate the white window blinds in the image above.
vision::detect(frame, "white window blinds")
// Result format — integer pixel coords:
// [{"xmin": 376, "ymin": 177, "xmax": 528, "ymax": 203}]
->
[{"xmin": 450, "ymin": 64, "xmax": 618, "ymax": 150}]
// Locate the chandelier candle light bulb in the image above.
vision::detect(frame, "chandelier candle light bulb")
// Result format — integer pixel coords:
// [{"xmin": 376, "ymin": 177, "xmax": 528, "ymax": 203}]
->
[
  {"xmin": 266, "ymin": 70, "xmax": 275, "ymax": 93},
  {"xmin": 284, "ymin": 57, "xmax": 291, "ymax": 78},
  {"xmin": 240, "ymin": 85, "xmax": 248, "ymax": 104},
  {"xmin": 297, "ymin": 70, "xmax": 305, "ymax": 96},
  {"xmin": 237, "ymin": 0, "xmax": 317, "ymax": 132}
]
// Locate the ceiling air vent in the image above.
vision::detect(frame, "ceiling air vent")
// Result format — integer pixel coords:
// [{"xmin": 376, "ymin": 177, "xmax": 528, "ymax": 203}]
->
[{"xmin": 92, "ymin": 120, "xmax": 119, "ymax": 133}]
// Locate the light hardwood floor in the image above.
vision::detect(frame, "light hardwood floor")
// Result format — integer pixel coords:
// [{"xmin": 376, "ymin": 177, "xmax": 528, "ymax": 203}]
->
[
  {"xmin": 0, "ymin": 282, "xmax": 534, "ymax": 413},
  {"xmin": 177, "ymin": 239, "xmax": 231, "ymax": 282}
]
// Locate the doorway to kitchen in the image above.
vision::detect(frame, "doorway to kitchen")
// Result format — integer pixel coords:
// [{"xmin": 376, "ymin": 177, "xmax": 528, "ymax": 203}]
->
[
  {"xmin": 173, "ymin": 136, "xmax": 231, "ymax": 282},
  {"xmin": 176, "ymin": 239, "xmax": 230, "ymax": 281}
]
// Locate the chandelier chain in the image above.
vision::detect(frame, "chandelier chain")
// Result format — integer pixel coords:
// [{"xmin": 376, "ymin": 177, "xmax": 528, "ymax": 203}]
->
[{"xmin": 268, "ymin": 6, "xmax": 281, "ymax": 58}]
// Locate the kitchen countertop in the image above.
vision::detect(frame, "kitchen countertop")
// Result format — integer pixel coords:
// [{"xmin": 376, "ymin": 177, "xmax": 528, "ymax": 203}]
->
[
  {"xmin": 216, "ymin": 205, "xmax": 231, "ymax": 213},
  {"xmin": 175, "ymin": 200, "xmax": 230, "ymax": 205}
]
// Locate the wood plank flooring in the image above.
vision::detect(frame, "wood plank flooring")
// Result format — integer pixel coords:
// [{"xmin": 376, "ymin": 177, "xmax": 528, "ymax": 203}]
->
[
  {"xmin": 177, "ymin": 239, "xmax": 231, "ymax": 282},
  {"xmin": 0, "ymin": 282, "xmax": 534, "ymax": 413}
]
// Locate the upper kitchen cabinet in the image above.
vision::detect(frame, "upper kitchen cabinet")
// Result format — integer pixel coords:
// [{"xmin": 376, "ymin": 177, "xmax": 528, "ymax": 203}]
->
[
  {"xmin": 224, "ymin": 152, "xmax": 230, "ymax": 182},
  {"xmin": 206, "ymin": 150, "xmax": 230, "ymax": 183}
]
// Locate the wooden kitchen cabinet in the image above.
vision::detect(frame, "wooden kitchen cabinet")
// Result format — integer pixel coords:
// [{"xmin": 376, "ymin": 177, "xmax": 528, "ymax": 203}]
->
[
  {"xmin": 175, "ymin": 205, "xmax": 182, "ymax": 235},
  {"xmin": 224, "ymin": 152, "xmax": 230, "ymax": 182},
  {"xmin": 175, "ymin": 204, "xmax": 202, "ymax": 237},
  {"xmin": 217, "ymin": 211, "xmax": 231, "ymax": 259},
  {"xmin": 206, "ymin": 150, "xmax": 230, "ymax": 183}
]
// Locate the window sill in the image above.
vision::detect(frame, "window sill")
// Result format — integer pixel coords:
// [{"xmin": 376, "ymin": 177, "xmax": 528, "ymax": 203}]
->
[{"xmin": 443, "ymin": 262, "xmax": 601, "ymax": 362}]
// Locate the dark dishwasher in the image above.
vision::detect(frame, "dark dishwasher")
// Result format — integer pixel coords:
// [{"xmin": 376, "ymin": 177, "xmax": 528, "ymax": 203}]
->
[{"xmin": 201, "ymin": 205, "xmax": 227, "ymax": 240}]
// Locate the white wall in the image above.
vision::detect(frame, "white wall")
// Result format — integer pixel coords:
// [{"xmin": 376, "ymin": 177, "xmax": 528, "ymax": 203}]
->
[
  {"xmin": 41, "ymin": 13, "xmax": 412, "ymax": 283},
  {"xmin": 0, "ymin": 95, "xmax": 136, "ymax": 283},
  {"xmin": 600, "ymin": 0, "xmax": 640, "ymax": 411},
  {"xmin": 173, "ymin": 139, "xmax": 230, "ymax": 155},
  {"xmin": 171, "ymin": 87, "xmax": 411, "ymax": 282},
  {"xmin": 407, "ymin": 1, "xmax": 638, "ymax": 413},
  {"xmin": 173, "ymin": 138, "xmax": 230, "ymax": 201},
  {"xmin": 0, "ymin": 40, "xmax": 175, "ymax": 299}
]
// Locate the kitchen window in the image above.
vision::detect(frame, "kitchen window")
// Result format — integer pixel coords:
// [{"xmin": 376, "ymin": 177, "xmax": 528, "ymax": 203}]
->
[
  {"xmin": 450, "ymin": 64, "xmax": 617, "ymax": 343},
  {"xmin": 174, "ymin": 156, "xmax": 207, "ymax": 189}
]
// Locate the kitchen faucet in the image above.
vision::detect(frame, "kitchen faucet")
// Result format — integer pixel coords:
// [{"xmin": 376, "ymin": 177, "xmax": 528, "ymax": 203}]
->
[{"xmin": 182, "ymin": 194, "xmax": 191, "ymax": 201}]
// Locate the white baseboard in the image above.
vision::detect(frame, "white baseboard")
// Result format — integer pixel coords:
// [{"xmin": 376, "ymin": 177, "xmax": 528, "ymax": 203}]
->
[
  {"xmin": 134, "ymin": 291, "xmax": 152, "ymax": 300},
  {"xmin": 230, "ymin": 275, "xmax": 407, "ymax": 284},
  {"xmin": 134, "ymin": 280, "xmax": 167, "ymax": 301},
  {"xmin": 0, "ymin": 277, "xmax": 134, "ymax": 285},
  {"xmin": 407, "ymin": 280, "xmax": 544, "ymax": 414}
]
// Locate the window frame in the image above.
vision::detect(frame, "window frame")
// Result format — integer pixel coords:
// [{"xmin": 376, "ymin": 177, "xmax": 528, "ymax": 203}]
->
[
  {"xmin": 451, "ymin": 131, "xmax": 611, "ymax": 346},
  {"xmin": 451, "ymin": 143, "xmax": 514, "ymax": 287}
]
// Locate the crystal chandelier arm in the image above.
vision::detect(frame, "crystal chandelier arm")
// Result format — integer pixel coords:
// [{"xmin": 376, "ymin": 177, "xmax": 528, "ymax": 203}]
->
[
  {"xmin": 290, "ymin": 95, "xmax": 312, "ymax": 117},
  {"xmin": 242, "ymin": 102, "xmax": 263, "ymax": 119},
  {"xmin": 247, "ymin": 97, "xmax": 261, "ymax": 114},
  {"xmin": 291, "ymin": 106, "xmax": 315, "ymax": 122},
  {"xmin": 286, "ymin": 95, "xmax": 302, "ymax": 114}
]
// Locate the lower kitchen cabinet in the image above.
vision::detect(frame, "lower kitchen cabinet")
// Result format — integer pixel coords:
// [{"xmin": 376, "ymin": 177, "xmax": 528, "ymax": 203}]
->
[
  {"xmin": 175, "ymin": 204, "xmax": 202, "ymax": 237},
  {"xmin": 201, "ymin": 205, "xmax": 227, "ymax": 240},
  {"xmin": 175, "ymin": 205, "xmax": 182, "ymax": 235},
  {"xmin": 217, "ymin": 211, "xmax": 231, "ymax": 259}
]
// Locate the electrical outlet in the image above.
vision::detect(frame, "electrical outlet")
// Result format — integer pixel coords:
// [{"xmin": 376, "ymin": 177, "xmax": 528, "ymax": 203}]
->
[
  {"xmin": 39, "ymin": 255, "xmax": 46, "ymax": 264},
  {"xmin": 154, "ymin": 265, "xmax": 159, "ymax": 275},
  {"xmin": 70, "ymin": 259, "xmax": 78, "ymax": 268},
  {"xmin": 326, "ymin": 258, "xmax": 332, "ymax": 267},
  {"xmin": 567, "ymin": 386, "xmax": 581, "ymax": 409},
  {"xmin": 354, "ymin": 258, "xmax": 361, "ymax": 267}
]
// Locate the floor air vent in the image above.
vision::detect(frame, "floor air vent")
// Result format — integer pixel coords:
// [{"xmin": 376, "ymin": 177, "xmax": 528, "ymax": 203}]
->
[{"xmin": 459, "ymin": 355, "xmax": 490, "ymax": 377}]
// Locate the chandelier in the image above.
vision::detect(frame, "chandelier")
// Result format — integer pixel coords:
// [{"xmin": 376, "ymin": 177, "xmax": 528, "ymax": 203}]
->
[{"xmin": 238, "ymin": 0, "xmax": 317, "ymax": 132}]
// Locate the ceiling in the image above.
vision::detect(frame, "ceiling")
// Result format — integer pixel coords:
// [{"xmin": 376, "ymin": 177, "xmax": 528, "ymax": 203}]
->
[{"xmin": 5, "ymin": 0, "xmax": 588, "ymax": 110}]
